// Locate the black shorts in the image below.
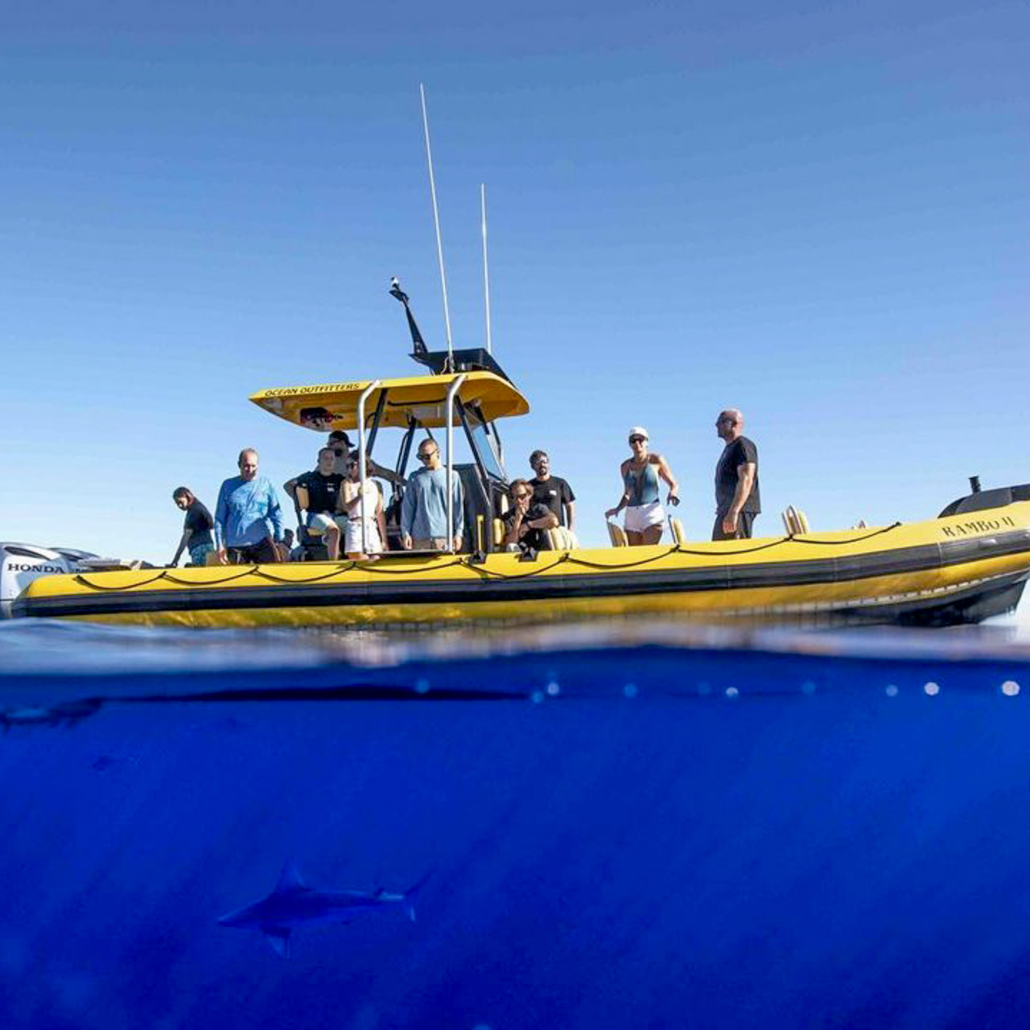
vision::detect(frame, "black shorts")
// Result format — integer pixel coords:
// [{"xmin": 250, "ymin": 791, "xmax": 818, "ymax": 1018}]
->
[
  {"xmin": 712, "ymin": 511, "xmax": 757, "ymax": 541},
  {"xmin": 227, "ymin": 537, "xmax": 281, "ymax": 564}
]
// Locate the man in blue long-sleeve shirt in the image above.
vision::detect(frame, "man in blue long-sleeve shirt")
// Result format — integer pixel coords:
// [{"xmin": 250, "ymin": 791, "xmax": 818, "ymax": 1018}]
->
[
  {"xmin": 401, "ymin": 439, "xmax": 464, "ymax": 551},
  {"xmin": 215, "ymin": 448, "xmax": 284, "ymax": 564}
]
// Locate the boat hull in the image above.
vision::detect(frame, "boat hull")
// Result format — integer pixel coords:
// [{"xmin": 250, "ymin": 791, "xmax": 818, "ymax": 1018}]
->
[{"xmin": 13, "ymin": 503, "xmax": 1030, "ymax": 629}]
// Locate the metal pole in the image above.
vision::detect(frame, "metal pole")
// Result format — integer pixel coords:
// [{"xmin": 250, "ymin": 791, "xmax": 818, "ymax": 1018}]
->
[
  {"xmin": 420, "ymin": 84, "xmax": 453, "ymax": 362},
  {"xmin": 481, "ymin": 183, "xmax": 492, "ymax": 355},
  {"xmin": 357, "ymin": 380, "xmax": 381, "ymax": 556},
  {"xmin": 445, "ymin": 373, "xmax": 468, "ymax": 552}
]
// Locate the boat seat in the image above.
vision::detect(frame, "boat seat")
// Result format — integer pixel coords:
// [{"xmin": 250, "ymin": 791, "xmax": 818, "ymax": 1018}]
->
[
  {"xmin": 546, "ymin": 526, "xmax": 579, "ymax": 551},
  {"xmin": 781, "ymin": 505, "xmax": 810, "ymax": 535},
  {"xmin": 492, "ymin": 518, "xmax": 506, "ymax": 547},
  {"xmin": 607, "ymin": 521, "xmax": 628, "ymax": 547},
  {"xmin": 669, "ymin": 517, "xmax": 686, "ymax": 545}
]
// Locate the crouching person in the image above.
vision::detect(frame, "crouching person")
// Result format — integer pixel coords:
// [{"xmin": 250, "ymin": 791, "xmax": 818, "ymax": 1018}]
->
[{"xmin": 503, "ymin": 479, "xmax": 557, "ymax": 555}]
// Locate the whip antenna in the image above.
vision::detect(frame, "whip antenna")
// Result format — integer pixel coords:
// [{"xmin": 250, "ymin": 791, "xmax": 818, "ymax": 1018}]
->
[
  {"xmin": 420, "ymin": 83, "xmax": 453, "ymax": 362},
  {"xmin": 481, "ymin": 183, "xmax": 493, "ymax": 355}
]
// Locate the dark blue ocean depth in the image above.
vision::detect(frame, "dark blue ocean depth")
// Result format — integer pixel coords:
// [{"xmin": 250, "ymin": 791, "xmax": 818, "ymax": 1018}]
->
[{"xmin": 1, "ymin": 620, "xmax": 1029, "ymax": 1028}]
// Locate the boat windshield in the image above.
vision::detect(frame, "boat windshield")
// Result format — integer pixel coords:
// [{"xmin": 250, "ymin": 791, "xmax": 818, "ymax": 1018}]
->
[{"xmin": 462, "ymin": 403, "xmax": 507, "ymax": 482}]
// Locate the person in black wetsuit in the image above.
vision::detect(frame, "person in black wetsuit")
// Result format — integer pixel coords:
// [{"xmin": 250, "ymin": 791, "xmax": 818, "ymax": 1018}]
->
[
  {"xmin": 170, "ymin": 487, "xmax": 215, "ymax": 567},
  {"xmin": 713, "ymin": 408, "xmax": 761, "ymax": 540},
  {"xmin": 502, "ymin": 479, "xmax": 558, "ymax": 555},
  {"xmin": 528, "ymin": 450, "xmax": 576, "ymax": 533}
]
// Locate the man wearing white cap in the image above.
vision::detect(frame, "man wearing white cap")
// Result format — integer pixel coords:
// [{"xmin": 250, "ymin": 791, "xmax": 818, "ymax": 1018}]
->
[{"xmin": 605, "ymin": 426, "xmax": 680, "ymax": 546}]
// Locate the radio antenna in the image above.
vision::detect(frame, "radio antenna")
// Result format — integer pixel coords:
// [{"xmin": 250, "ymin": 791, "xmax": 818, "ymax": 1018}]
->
[
  {"xmin": 419, "ymin": 83, "xmax": 453, "ymax": 362},
  {"xmin": 481, "ymin": 183, "xmax": 493, "ymax": 355}
]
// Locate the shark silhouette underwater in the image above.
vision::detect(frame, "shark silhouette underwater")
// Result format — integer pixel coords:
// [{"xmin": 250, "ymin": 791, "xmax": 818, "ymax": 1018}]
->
[{"xmin": 217, "ymin": 861, "xmax": 431, "ymax": 957}]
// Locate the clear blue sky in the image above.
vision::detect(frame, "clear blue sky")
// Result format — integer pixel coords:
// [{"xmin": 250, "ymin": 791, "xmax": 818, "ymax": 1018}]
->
[{"xmin": 1, "ymin": 2, "xmax": 1028, "ymax": 585}]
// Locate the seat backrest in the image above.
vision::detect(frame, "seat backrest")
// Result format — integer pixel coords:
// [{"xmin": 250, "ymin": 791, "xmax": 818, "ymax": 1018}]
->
[
  {"xmin": 547, "ymin": 526, "xmax": 579, "ymax": 551},
  {"xmin": 669, "ymin": 517, "xmax": 686, "ymax": 544},
  {"xmin": 781, "ymin": 505, "xmax": 810, "ymax": 535},
  {"xmin": 607, "ymin": 521, "xmax": 628, "ymax": 548}
]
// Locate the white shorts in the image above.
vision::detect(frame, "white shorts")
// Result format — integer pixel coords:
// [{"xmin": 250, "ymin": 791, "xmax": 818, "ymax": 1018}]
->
[
  {"xmin": 345, "ymin": 519, "xmax": 382, "ymax": 554},
  {"xmin": 625, "ymin": 501, "xmax": 665, "ymax": 534},
  {"xmin": 307, "ymin": 513, "xmax": 348, "ymax": 535}
]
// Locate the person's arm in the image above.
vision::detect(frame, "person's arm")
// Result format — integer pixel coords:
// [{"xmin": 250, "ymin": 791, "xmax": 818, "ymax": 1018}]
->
[
  {"xmin": 340, "ymin": 481, "xmax": 362, "ymax": 514},
  {"xmin": 564, "ymin": 501, "xmax": 576, "ymax": 532},
  {"xmin": 452, "ymin": 472, "xmax": 465, "ymax": 550},
  {"xmin": 268, "ymin": 484, "xmax": 284, "ymax": 542},
  {"xmin": 655, "ymin": 454, "xmax": 680, "ymax": 506},
  {"xmin": 605, "ymin": 463, "xmax": 632, "ymax": 519},
  {"xmin": 722, "ymin": 463, "xmax": 757, "ymax": 534},
  {"xmin": 375, "ymin": 491, "xmax": 388, "ymax": 551},
  {"xmin": 370, "ymin": 458, "xmax": 405, "ymax": 487},
  {"xmin": 170, "ymin": 526, "xmax": 192, "ymax": 566},
  {"xmin": 214, "ymin": 482, "xmax": 229, "ymax": 562},
  {"xmin": 526, "ymin": 510, "xmax": 559, "ymax": 532},
  {"xmin": 283, "ymin": 477, "xmax": 298, "ymax": 501},
  {"xmin": 401, "ymin": 479, "xmax": 415, "ymax": 548}
]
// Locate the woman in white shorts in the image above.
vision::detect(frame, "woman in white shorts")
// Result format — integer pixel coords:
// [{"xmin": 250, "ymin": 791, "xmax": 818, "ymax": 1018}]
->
[
  {"xmin": 605, "ymin": 426, "xmax": 680, "ymax": 546},
  {"xmin": 340, "ymin": 454, "xmax": 388, "ymax": 559}
]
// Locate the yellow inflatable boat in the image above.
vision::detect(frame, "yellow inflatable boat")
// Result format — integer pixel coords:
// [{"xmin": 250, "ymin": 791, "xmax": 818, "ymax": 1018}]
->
[{"xmin": 11, "ymin": 286, "xmax": 1030, "ymax": 628}]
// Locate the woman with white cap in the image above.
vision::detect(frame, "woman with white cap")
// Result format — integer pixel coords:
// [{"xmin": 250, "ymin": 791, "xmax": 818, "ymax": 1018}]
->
[{"xmin": 605, "ymin": 426, "xmax": 680, "ymax": 546}]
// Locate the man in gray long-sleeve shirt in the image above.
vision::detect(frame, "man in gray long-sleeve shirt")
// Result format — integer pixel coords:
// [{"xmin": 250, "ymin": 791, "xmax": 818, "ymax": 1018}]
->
[{"xmin": 401, "ymin": 439, "xmax": 464, "ymax": 551}]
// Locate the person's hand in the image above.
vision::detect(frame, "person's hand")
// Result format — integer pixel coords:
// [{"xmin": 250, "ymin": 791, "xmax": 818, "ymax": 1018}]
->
[
  {"xmin": 453, "ymin": 534, "xmax": 462, "ymax": 551},
  {"xmin": 402, "ymin": 534, "xmax": 413, "ymax": 550},
  {"xmin": 721, "ymin": 511, "xmax": 738, "ymax": 536},
  {"xmin": 216, "ymin": 548, "xmax": 229, "ymax": 566},
  {"xmin": 668, "ymin": 490, "xmax": 680, "ymax": 507},
  {"xmin": 605, "ymin": 507, "xmax": 620, "ymax": 520}
]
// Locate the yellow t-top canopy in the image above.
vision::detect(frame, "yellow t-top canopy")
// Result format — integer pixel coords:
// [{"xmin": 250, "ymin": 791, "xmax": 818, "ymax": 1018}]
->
[{"xmin": 250, "ymin": 371, "xmax": 529, "ymax": 431}]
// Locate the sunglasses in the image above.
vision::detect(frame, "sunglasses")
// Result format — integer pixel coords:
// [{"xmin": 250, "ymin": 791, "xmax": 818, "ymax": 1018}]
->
[
  {"xmin": 629, "ymin": 435, "xmax": 646, "ymax": 444},
  {"xmin": 418, "ymin": 452, "xmax": 436, "ymax": 462}
]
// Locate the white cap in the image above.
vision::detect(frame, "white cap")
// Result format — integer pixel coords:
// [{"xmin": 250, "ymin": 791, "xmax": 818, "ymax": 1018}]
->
[{"xmin": 628, "ymin": 426, "xmax": 649, "ymax": 440}]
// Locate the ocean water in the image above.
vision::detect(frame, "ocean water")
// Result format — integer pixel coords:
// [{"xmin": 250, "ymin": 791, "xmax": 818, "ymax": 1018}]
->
[{"xmin": 3, "ymin": 617, "xmax": 1030, "ymax": 1029}]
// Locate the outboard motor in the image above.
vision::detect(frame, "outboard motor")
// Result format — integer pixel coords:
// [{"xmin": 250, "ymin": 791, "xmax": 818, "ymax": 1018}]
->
[{"xmin": 0, "ymin": 543, "xmax": 90, "ymax": 618}]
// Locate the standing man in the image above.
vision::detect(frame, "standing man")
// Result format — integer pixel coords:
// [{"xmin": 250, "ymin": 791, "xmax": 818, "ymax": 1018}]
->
[
  {"xmin": 214, "ymin": 448, "xmax": 284, "ymax": 564},
  {"xmin": 401, "ymin": 438, "xmax": 464, "ymax": 551},
  {"xmin": 170, "ymin": 487, "xmax": 216, "ymax": 567},
  {"xmin": 528, "ymin": 450, "xmax": 576, "ymax": 532},
  {"xmin": 713, "ymin": 409, "xmax": 761, "ymax": 540}
]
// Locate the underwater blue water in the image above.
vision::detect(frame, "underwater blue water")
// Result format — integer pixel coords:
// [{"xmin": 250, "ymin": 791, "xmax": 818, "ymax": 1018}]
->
[{"xmin": 3, "ymin": 618, "xmax": 1030, "ymax": 1028}]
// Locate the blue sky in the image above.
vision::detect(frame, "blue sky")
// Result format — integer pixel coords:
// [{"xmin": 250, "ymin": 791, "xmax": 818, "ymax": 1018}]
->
[{"xmin": 1, "ymin": 1, "xmax": 1028, "ymax": 590}]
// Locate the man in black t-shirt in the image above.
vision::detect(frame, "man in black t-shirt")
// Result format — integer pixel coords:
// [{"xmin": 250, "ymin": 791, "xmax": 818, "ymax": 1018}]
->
[
  {"xmin": 170, "ymin": 487, "xmax": 216, "ymax": 566},
  {"xmin": 502, "ymin": 479, "xmax": 558, "ymax": 555},
  {"xmin": 528, "ymin": 450, "xmax": 576, "ymax": 532},
  {"xmin": 289, "ymin": 447, "xmax": 347, "ymax": 560},
  {"xmin": 713, "ymin": 409, "xmax": 761, "ymax": 540}
]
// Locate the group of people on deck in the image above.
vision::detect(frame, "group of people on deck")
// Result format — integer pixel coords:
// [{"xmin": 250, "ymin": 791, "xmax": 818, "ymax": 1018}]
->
[{"xmin": 166, "ymin": 407, "xmax": 759, "ymax": 566}]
